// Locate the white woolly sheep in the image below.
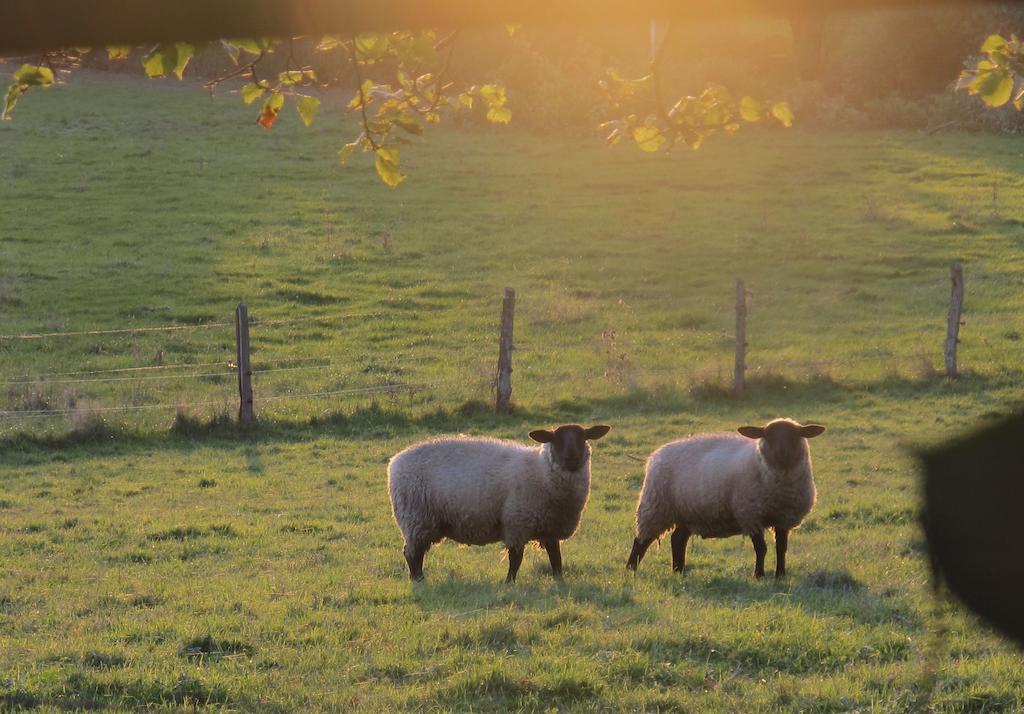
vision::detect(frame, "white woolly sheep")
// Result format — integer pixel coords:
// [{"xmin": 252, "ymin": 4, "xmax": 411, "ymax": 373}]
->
[
  {"xmin": 626, "ymin": 418, "xmax": 825, "ymax": 578},
  {"xmin": 388, "ymin": 424, "xmax": 611, "ymax": 582}
]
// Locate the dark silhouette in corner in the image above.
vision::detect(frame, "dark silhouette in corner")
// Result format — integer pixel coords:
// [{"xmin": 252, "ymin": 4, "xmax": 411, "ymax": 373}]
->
[{"xmin": 921, "ymin": 412, "xmax": 1024, "ymax": 648}]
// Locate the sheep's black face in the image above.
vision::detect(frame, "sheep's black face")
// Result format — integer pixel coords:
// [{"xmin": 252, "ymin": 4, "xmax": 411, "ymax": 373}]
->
[
  {"xmin": 529, "ymin": 424, "xmax": 611, "ymax": 472},
  {"xmin": 738, "ymin": 419, "xmax": 826, "ymax": 469},
  {"xmin": 762, "ymin": 421, "xmax": 809, "ymax": 468}
]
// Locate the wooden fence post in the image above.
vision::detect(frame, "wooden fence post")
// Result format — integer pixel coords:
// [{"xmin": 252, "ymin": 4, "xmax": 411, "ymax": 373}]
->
[
  {"xmin": 235, "ymin": 301, "xmax": 254, "ymax": 424},
  {"xmin": 734, "ymin": 278, "xmax": 747, "ymax": 397},
  {"xmin": 945, "ymin": 263, "xmax": 964, "ymax": 379},
  {"xmin": 495, "ymin": 287, "xmax": 516, "ymax": 414}
]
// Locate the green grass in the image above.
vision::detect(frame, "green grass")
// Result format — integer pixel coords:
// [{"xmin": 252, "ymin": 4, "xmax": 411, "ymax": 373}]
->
[{"xmin": 2, "ymin": 72, "xmax": 1024, "ymax": 711}]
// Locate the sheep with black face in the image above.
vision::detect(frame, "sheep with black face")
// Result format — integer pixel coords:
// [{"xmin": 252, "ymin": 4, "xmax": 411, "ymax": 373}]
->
[
  {"xmin": 388, "ymin": 424, "xmax": 611, "ymax": 582},
  {"xmin": 627, "ymin": 418, "xmax": 825, "ymax": 578}
]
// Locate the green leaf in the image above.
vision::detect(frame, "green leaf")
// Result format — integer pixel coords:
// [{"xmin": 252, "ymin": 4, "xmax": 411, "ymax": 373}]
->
[
  {"xmin": 265, "ymin": 92, "xmax": 285, "ymax": 111},
  {"xmin": 338, "ymin": 139, "xmax": 361, "ymax": 164},
  {"xmin": 393, "ymin": 113, "xmax": 423, "ymax": 135},
  {"xmin": 171, "ymin": 43, "xmax": 194, "ymax": 80},
  {"xmin": 393, "ymin": 33, "xmax": 437, "ymax": 67},
  {"xmin": 374, "ymin": 145, "xmax": 405, "ymax": 188},
  {"xmin": 279, "ymin": 70, "xmax": 315, "ymax": 86},
  {"xmin": 633, "ymin": 125, "xmax": 666, "ymax": 152},
  {"xmin": 3, "ymin": 67, "xmax": 52, "ymax": 119},
  {"xmin": 770, "ymin": 101, "xmax": 794, "ymax": 127},
  {"xmin": 347, "ymin": 80, "xmax": 375, "ymax": 109},
  {"xmin": 972, "ymin": 68, "xmax": 1014, "ymax": 107},
  {"xmin": 955, "ymin": 69, "xmax": 976, "ymax": 91},
  {"xmin": 2, "ymin": 83, "xmax": 22, "ymax": 120},
  {"xmin": 486, "ymin": 105, "xmax": 512, "ymax": 124},
  {"xmin": 700, "ymin": 102, "xmax": 729, "ymax": 128},
  {"xmin": 295, "ymin": 95, "xmax": 320, "ymax": 127},
  {"xmin": 981, "ymin": 34, "xmax": 1009, "ymax": 53},
  {"xmin": 142, "ymin": 43, "xmax": 193, "ymax": 79},
  {"xmin": 227, "ymin": 38, "xmax": 275, "ymax": 55},
  {"xmin": 740, "ymin": 96, "xmax": 763, "ymax": 122},
  {"xmin": 479, "ymin": 84, "xmax": 507, "ymax": 107},
  {"xmin": 106, "ymin": 45, "xmax": 132, "ymax": 60},
  {"xmin": 317, "ymin": 36, "xmax": 343, "ymax": 51},
  {"xmin": 13, "ymin": 65, "xmax": 55, "ymax": 87},
  {"xmin": 355, "ymin": 34, "xmax": 390, "ymax": 63},
  {"xmin": 240, "ymin": 83, "xmax": 264, "ymax": 105}
]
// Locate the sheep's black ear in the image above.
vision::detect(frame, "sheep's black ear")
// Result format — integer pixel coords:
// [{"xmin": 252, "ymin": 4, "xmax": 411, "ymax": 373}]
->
[
  {"xmin": 585, "ymin": 425, "xmax": 611, "ymax": 441},
  {"xmin": 738, "ymin": 426, "xmax": 764, "ymax": 439},
  {"xmin": 801, "ymin": 424, "xmax": 826, "ymax": 438},
  {"xmin": 529, "ymin": 430, "xmax": 555, "ymax": 443}
]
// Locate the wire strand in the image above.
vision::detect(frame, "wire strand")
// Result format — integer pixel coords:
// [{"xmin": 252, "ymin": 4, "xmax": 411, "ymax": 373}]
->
[
  {"xmin": 0, "ymin": 310, "xmax": 386, "ymax": 341},
  {"xmin": 0, "ymin": 383, "xmax": 417, "ymax": 420},
  {"xmin": 0, "ymin": 322, "xmax": 233, "ymax": 340},
  {"xmin": 4, "ymin": 357, "xmax": 330, "ymax": 384}
]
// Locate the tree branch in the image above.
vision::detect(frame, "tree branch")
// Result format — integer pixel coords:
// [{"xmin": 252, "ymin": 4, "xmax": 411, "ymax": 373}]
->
[{"xmin": 348, "ymin": 37, "xmax": 380, "ymax": 151}]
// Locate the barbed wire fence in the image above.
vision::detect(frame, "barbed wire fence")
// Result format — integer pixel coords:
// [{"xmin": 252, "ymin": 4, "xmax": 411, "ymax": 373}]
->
[
  {"xmin": 0, "ymin": 307, "xmax": 443, "ymax": 428},
  {"xmin": 0, "ymin": 262, "xmax": 972, "ymax": 431}
]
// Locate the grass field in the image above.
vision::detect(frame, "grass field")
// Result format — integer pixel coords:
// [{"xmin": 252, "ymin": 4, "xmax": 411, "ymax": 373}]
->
[{"xmin": 2, "ymin": 72, "xmax": 1024, "ymax": 711}]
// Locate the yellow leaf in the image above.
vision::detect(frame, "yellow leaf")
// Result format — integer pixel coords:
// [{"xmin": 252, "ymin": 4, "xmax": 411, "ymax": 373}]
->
[
  {"xmin": 486, "ymin": 106, "xmax": 512, "ymax": 124},
  {"xmin": 317, "ymin": 36, "xmax": 342, "ymax": 51},
  {"xmin": 296, "ymin": 95, "xmax": 320, "ymax": 127},
  {"xmin": 981, "ymin": 34, "xmax": 1009, "ymax": 53},
  {"xmin": 771, "ymin": 101, "xmax": 794, "ymax": 128},
  {"xmin": 338, "ymin": 140, "xmax": 360, "ymax": 164},
  {"xmin": 740, "ymin": 96, "xmax": 763, "ymax": 122},
  {"xmin": 374, "ymin": 146, "xmax": 405, "ymax": 188},
  {"xmin": 633, "ymin": 125, "xmax": 666, "ymax": 152},
  {"xmin": 106, "ymin": 46, "xmax": 132, "ymax": 60},
  {"xmin": 240, "ymin": 83, "xmax": 264, "ymax": 105},
  {"xmin": 347, "ymin": 80, "xmax": 374, "ymax": 109}
]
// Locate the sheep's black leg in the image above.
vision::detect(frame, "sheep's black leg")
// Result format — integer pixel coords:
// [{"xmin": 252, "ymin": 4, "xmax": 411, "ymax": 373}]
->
[
  {"xmin": 505, "ymin": 544, "xmax": 525, "ymax": 584},
  {"xmin": 671, "ymin": 526, "xmax": 691, "ymax": 574},
  {"xmin": 404, "ymin": 543, "xmax": 428, "ymax": 581},
  {"xmin": 774, "ymin": 528, "xmax": 789, "ymax": 578},
  {"xmin": 626, "ymin": 537, "xmax": 655, "ymax": 571},
  {"xmin": 542, "ymin": 539, "xmax": 563, "ymax": 578},
  {"xmin": 751, "ymin": 532, "xmax": 767, "ymax": 579}
]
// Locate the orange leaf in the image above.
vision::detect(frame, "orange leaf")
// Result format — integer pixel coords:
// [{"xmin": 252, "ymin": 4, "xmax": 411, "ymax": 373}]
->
[{"xmin": 257, "ymin": 105, "xmax": 280, "ymax": 131}]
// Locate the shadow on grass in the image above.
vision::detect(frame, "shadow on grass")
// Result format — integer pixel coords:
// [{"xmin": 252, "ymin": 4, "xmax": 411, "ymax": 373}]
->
[
  {"xmin": 0, "ymin": 671, "xmax": 270, "ymax": 712},
  {"xmin": 409, "ymin": 571, "xmax": 652, "ymax": 619},
  {"xmin": 426, "ymin": 668, "xmax": 604, "ymax": 712},
  {"xmin": 0, "ymin": 369, "xmax": 1017, "ymax": 461},
  {"xmin": 622, "ymin": 572, "xmax": 918, "ymax": 677},
  {"xmin": 673, "ymin": 568, "xmax": 923, "ymax": 630}
]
